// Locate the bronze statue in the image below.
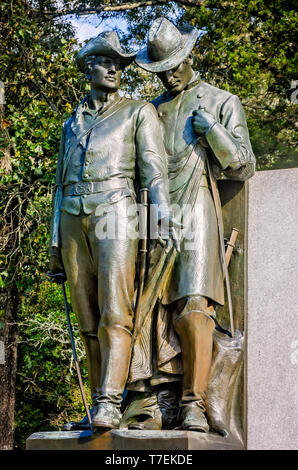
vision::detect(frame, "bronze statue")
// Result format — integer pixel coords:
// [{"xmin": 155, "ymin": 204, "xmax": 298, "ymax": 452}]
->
[
  {"xmin": 124, "ymin": 17, "xmax": 255, "ymax": 435},
  {"xmin": 48, "ymin": 31, "xmax": 178, "ymax": 431}
]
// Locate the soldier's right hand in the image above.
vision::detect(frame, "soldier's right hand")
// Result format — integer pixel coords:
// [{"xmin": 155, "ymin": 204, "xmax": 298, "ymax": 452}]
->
[
  {"xmin": 48, "ymin": 248, "xmax": 66, "ymax": 282},
  {"xmin": 157, "ymin": 216, "xmax": 183, "ymax": 253}
]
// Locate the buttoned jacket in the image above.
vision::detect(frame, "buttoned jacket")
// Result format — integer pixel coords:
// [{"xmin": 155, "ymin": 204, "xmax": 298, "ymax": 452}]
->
[
  {"xmin": 151, "ymin": 76, "xmax": 255, "ymax": 185},
  {"xmin": 50, "ymin": 94, "xmax": 169, "ymax": 249}
]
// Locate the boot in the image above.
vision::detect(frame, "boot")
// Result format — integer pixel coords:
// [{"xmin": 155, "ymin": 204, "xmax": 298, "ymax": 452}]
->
[
  {"xmin": 62, "ymin": 332, "xmax": 101, "ymax": 431},
  {"xmin": 122, "ymin": 390, "xmax": 162, "ymax": 430},
  {"xmin": 157, "ymin": 383, "xmax": 180, "ymax": 430},
  {"xmin": 92, "ymin": 325, "xmax": 132, "ymax": 430},
  {"xmin": 173, "ymin": 306, "xmax": 215, "ymax": 432},
  {"xmin": 178, "ymin": 402, "xmax": 209, "ymax": 433}
]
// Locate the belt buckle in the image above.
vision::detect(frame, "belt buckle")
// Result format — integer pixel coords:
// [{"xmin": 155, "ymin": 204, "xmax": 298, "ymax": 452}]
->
[{"xmin": 74, "ymin": 182, "xmax": 92, "ymax": 195}]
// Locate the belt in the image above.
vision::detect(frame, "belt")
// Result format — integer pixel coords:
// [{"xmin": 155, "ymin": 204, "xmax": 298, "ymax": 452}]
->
[{"xmin": 63, "ymin": 178, "xmax": 133, "ymax": 197}]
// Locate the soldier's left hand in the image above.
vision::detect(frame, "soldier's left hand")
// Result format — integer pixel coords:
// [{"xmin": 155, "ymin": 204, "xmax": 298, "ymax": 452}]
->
[
  {"xmin": 192, "ymin": 107, "xmax": 216, "ymax": 136},
  {"xmin": 157, "ymin": 217, "xmax": 183, "ymax": 253}
]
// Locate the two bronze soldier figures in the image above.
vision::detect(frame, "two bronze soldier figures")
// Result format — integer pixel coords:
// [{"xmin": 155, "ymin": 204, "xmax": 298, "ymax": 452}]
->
[{"xmin": 49, "ymin": 17, "xmax": 255, "ymax": 434}]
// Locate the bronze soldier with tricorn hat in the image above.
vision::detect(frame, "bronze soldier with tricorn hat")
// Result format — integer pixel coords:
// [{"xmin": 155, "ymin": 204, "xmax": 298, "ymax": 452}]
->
[
  {"xmin": 49, "ymin": 30, "xmax": 179, "ymax": 431},
  {"xmin": 126, "ymin": 17, "xmax": 255, "ymax": 433}
]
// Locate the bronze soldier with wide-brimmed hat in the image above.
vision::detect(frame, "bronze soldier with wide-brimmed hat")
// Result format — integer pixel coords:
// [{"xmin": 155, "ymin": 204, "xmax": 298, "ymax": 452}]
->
[
  {"xmin": 49, "ymin": 30, "xmax": 177, "ymax": 431},
  {"xmin": 126, "ymin": 17, "xmax": 255, "ymax": 433}
]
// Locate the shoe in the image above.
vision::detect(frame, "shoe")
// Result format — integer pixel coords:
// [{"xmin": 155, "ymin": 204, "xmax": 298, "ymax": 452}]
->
[
  {"xmin": 92, "ymin": 402, "xmax": 122, "ymax": 430},
  {"xmin": 121, "ymin": 391, "xmax": 162, "ymax": 430},
  {"xmin": 157, "ymin": 385, "xmax": 180, "ymax": 430},
  {"xmin": 128, "ymin": 415, "xmax": 162, "ymax": 430},
  {"xmin": 179, "ymin": 403, "xmax": 209, "ymax": 433},
  {"xmin": 61, "ymin": 406, "xmax": 97, "ymax": 431}
]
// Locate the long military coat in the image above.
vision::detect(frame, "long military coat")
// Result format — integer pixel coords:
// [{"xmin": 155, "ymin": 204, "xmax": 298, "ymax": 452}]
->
[
  {"xmin": 128, "ymin": 75, "xmax": 255, "ymax": 385},
  {"xmin": 151, "ymin": 74, "xmax": 255, "ymax": 305}
]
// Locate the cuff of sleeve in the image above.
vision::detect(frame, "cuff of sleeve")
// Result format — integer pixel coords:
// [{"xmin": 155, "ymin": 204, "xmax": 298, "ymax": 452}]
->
[
  {"xmin": 156, "ymin": 203, "xmax": 170, "ymax": 221},
  {"xmin": 227, "ymin": 149, "xmax": 243, "ymax": 170},
  {"xmin": 205, "ymin": 121, "xmax": 217, "ymax": 136},
  {"xmin": 206, "ymin": 122, "xmax": 240, "ymax": 169},
  {"xmin": 149, "ymin": 177, "xmax": 170, "ymax": 212}
]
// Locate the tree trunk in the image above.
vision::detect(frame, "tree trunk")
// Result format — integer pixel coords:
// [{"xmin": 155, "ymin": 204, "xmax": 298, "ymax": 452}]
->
[{"xmin": 0, "ymin": 284, "xmax": 19, "ymax": 450}]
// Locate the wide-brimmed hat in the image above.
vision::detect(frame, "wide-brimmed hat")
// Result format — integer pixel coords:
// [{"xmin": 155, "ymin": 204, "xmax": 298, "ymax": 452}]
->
[
  {"xmin": 76, "ymin": 31, "xmax": 136, "ymax": 73},
  {"xmin": 136, "ymin": 17, "xmax": 198, "ymax": 73}
]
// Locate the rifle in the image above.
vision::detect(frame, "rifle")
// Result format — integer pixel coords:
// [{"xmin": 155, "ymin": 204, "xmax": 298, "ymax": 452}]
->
[{"xmin": 132, "ymin": 188, "xmax": 149, "ymax": 343}]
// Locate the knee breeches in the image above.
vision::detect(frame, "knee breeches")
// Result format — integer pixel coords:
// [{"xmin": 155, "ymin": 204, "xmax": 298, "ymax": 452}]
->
[{"xmin": 60, "ymin": 198, "xmax": 139, "ymax": 335}]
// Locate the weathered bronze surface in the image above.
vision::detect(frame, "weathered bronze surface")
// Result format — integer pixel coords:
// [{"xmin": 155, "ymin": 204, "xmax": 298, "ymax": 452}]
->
[
  {"xmin": 124, "ymin": 17, "xmax": 255, "ymax": 445},
  {"xmin": 48, "ymin": 17, "xmax": 255, "ymax": 448},
  {"xmin": 49, "ymin": 31, "xmax": 173, "ymax": 431}
]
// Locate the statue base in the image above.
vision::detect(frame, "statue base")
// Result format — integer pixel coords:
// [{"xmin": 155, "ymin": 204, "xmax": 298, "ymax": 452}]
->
[{"xmin": 26, "ymin": 430, "xmax": 244, "ymax": 450}]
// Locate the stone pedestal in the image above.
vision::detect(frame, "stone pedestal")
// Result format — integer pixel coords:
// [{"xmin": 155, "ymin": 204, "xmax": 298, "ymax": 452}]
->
[
  {"xmin": 247, "ymin": 168, "xmax": 298, "ymax": 450},
  {"xmin": 26, "ymin": 430, "xmax": 243, "ymax": 451},
  {"xmin": 26, "ymin": 169, "xmax": 298, "ymax": 451}
]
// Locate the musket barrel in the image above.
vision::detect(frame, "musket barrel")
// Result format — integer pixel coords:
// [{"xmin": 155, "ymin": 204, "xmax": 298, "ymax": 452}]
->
[{"xmin": 133, "ymin": 188, "xmax": 149, "ymax": 341}]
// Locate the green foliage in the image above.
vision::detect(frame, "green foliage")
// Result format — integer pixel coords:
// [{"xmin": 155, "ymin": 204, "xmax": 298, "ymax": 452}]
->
[
  {"xmin": 181, "ymin": 0, "xmax": 298, "ymax": 169},
  {"xmin": 0, "ymin": 0, "xmax": 297, "ymax": 450},
  {"xmin": 0, "ymin": 0, "xmax": 85, "ymax": 286},
  {"xmin": 15, "ymin": 280, "xmax": 89, "ymax": 449},
  {"xmin": 0, "ymin": 0, "xmax": 89, "ymax": 450},
  {"xmin": 122, "ymin": 0, "xmax": 298, "ymax": 169}
]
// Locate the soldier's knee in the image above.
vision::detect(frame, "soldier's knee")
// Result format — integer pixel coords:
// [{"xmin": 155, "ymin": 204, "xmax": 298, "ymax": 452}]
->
[
  {"xmin": 98, "ymin": 309, "xmax": 133, "ymax": 335},
  {"xmin": 173, "ymin": 295, "xmax": 215, "ymax": 333},
  {"xmin": 175, "ymin": 295, "xmax": 208, "ymax": 315}
]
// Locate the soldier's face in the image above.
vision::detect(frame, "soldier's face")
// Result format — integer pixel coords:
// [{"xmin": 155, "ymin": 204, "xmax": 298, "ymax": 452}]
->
[
  {"xmin": 89, "ymin": 56, "xmax": 123, "ymax": 91},
  {"xmin": 157, "ymin": 57, "xmax": 194, "ymax": 95}
]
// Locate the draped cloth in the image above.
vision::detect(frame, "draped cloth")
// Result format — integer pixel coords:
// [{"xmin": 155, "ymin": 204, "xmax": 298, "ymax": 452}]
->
[
  {"xmin": 128, "ymin": 140, "xmax": 223, "ymax": 384},
  {"xmin": 128, "ymin": 78, "xmax": 255, "ymax": 386}
]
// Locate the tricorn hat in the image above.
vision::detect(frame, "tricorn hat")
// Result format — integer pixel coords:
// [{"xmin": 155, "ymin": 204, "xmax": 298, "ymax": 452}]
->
[
  {"xmin": 76, "ymin": 31, "xmax": 136, "ymax": 73},
  {"xmin": 136, "ymin": 17, "xmax": 198, "ymax": 73}
]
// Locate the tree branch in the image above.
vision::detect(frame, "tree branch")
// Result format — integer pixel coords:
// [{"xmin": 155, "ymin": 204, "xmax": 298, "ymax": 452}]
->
[
  {"xmin": 41, "ymin": 1, "xmax": 203, "ymax": 19},
  {"xmin": 28, "ymin": 79, "xmax": 58, "ymax": 113}
]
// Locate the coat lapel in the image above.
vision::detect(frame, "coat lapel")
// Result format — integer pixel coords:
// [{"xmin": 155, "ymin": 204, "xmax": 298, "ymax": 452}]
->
[{"xmin": 62, "ymin": 94, "xmax": 126, "ymax": 181}]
